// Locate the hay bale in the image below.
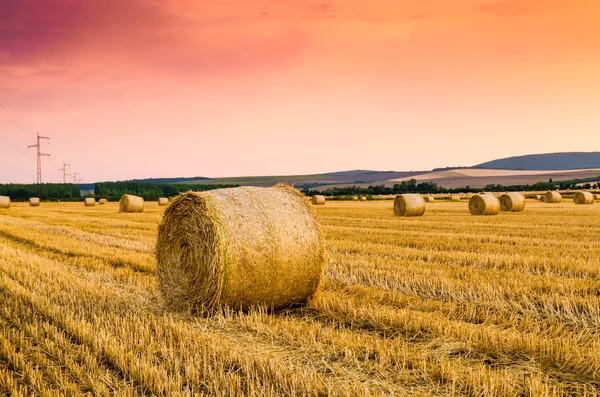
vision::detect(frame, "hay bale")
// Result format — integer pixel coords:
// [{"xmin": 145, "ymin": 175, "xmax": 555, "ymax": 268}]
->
[
  {"xmin": 469, "ymin": 194, "xmax": 500, "ymax": 216},
  {"xmin": 573, "ymin": 191, "xmax": 594, "ymax": 205},
  {"xmin": 84, "ymin": 197, "xmax": 96, "ymax": 207},
  {"xmin": 499, "ymin": 192, "xmax": 526, "ymax": 212},
  {"xmin": 0, "ymin": 196, "xmax": 10, "ymax": 209},
  {"xmin": 119, "ymin": 194, "xmax": 144, "ymax": 213},
  {"xmin": 158, "ymin": 197, "xmax": 169, "ymax": 206},
  {"xmin": 595, "ymin": 194, "xmax": 600, "ymax": 201},
  {"xmin": 360, "ymin": 196, "xmax": 367, "ymax": 201},
  {"xmin": 156, "ymin": 185, "xmax": 326, "ymax": 315},
  {"xmin": 311, "ymin": 195, "xmax": 325, "ymax": 205},
  {"xmin": 351, "ymin": 196, "xmax": 359, "ymax": 201},
  {"xmin": 423, "ymin": 195, "xmax": 435, "ymax": 203},
  {"xmin": 99, "ymin": 198, "xmax": 107, "ymax": 205},
  {"xmin": 449, "ymin": 195, "xmax": 461, "ymax": 202},
  {"xmin": 394, "ymin": 194, "xmax": 426, "ymax": 217},
  {"xmin": 544, "ymin": 191, "xmax": 562, "ymax": 203},
  {"xmin": 29, "ymin": 197, "xmax": 40, "ymax": 207}
]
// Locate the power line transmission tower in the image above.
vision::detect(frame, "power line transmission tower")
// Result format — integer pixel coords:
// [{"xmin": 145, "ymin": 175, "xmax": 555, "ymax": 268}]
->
[
  {"xmin": 58, "ymin": 162, "xmax": 71, "ymax": 184},
  {"xmin": 28, "ymin": 132, "xmax": 50, "ymax": 184},
  {"xmin": 73, "ymin": 172, "xmax": 80, "ymax": 184}
]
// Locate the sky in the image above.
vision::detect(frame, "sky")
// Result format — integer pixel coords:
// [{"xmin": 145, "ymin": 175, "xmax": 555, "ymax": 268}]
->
[{"xmin": 1, "ymin": 0, "xmax": 599, "ymax": 183}]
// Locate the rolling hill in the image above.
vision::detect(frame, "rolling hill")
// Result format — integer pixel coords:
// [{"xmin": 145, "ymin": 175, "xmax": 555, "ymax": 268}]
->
[{"xmin": 476, "ymin": 152, "xmax": 600, "ymax": 170}]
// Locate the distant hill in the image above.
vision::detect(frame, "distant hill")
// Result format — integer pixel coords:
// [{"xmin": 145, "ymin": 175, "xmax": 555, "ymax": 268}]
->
[{"xmin": 476, "ymin": 152, "xmax": 600, "ymax": 170}]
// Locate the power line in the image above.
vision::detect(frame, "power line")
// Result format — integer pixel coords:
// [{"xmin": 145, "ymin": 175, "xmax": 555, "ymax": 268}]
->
[
  {"xmin": 28, "ymin": 133, "xmax": 50, "ymax": 184},
  {"xmin": 0, "ymin": 130, "xmax": 27, "ymax": 156},
  {"xmin": 0, "ymin": 102, "xmax": 33, "ymax": 137},
  {"xmin": 59, "ymin": 162, "xmax": 71, "ymax": 184}
]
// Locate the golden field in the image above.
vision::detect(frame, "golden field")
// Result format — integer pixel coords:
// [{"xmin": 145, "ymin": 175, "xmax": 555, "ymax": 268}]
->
[{"xmin": 0, "ymin": 199, "xmax": 599, "ymax": 396}]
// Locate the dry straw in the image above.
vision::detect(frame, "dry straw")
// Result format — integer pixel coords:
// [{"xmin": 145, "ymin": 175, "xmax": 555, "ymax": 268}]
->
[
  {"xmin": 29, "ymin": 197, "xmax": 40, "ymax": 207},
  {"xmin": 499, "ymin": 192, "xmax": 526, "ymax": 212},
  {"xmin": 449, "ymin": 195, "xmax": 461, "ymax": 202},
  {"xmin": 156, "ymin": 185, "xmax": 326, "ymax": 315},
  {"xmin": 98, "ymin": 198, "xmax": 107, "ymax": 205},
  {"xmin": 351, "ymin": 196, "xmax": 359, "ymax": 201},
  {"xmin": 0, "ymin": 196, "xmax": 10, "ymax": 209},
  {"xmin": 544, "ymin": 191, "xmax": 562, "ymax": 203},
  {"xmin": 311, "ymin": 195, "xmax": 326, "ymax": 205},
  {"xmin": 423, "ymin": 195, "xmax": 435, "ymax": 203},
  {"xmin": 84, "ymin": 197, "xmax": 96, "ymax": 207},
  {"xmin": 119, "ymin": 194, "xmax": 144, "ymax": 213},
  {"xmin": 573, "ymin": 191, "xmax": 594, "ymax": 205},
  {"xmin": 158, "ymin": 197, "xmax": 169, "ymax": 206},
  {"xmin": 595, "ymin": 194, "xmax": 600, "ymax": 201},
  {"xmin": 469, "ymin": 194, "xmax": 500, "ymax": 215},
  {"xmin": 360, "ymin": 196, "xmax": 367, "ymax": 201},
  {"xmin": 394, "ymin": 194, "xmax": 426, "ymax": 217}
]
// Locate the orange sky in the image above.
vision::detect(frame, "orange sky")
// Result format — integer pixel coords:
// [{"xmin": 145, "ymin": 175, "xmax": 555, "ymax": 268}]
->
[{"xmin": 1, "ymin": 0, "xmax": 599, "ymax": 183}]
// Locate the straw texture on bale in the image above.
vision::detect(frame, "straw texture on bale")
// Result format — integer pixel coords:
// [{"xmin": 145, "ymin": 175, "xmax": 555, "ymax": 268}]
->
[
  {"xmin": 311, "ymin": 195, "xmax": 326, "ymax": 205},
  {"xmin": 544, "ymin": 191, "xmax": 562, "ymax": 204},
  {"xmin": 119, "ymin": 194, "xmax": 144, "ymax": 213},
  {"xmin": 360, "ymin": 196, "xmax": 367, "ymax": 201},
  {"xmin": 158, "ymin": 197, "xmax": 169, "ymax": 206},
  {"xmin": 469, "ymin": 194, "xmax": 500, "ymax": 216},
  {"xmin": 156, "ymin": 185, "xmax": 326, "ymax": 315},
  {"xmin": 351, "ymin": 196, "xmax": 359, "ymax": 201},
  {"xmin": 449, "ymin": 195, "xmax": 461, "ymax": 202},
  {"xmin": 394, "ymin": 194, "xmax": 426, "ymax": 217},
  {"xmin": 423, "ymin": 195, "xmax": 435, "ymax": 203},
  {"xmin": 573, "ymin": 191, "xmax": 594, "ymax": 205},
  {"xmin": 84, "ymin": 197, "xmax": 96, "ymax": 207},
  {"xmin": 0, "ymin": 196, "xmax": 10, "ymax": 209},
  {"xmin": 29, "ymin": 197, "xmax": 40, "ymax": 207},
  {"xmin": 499, "ymin": 193, "xmax": 526, "ymax": 212},
  {"xmin": 99, "ymin": 198, "xmax": 107, "ymax": 205}
]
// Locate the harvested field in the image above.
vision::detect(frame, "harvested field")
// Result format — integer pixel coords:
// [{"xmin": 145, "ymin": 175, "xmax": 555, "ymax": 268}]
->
[{"xmin": 0, "ymin": 200, "xmax": 599, "ymax": 395}]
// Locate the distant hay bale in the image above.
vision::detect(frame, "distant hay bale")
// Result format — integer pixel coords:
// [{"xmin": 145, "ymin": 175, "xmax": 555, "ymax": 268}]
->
[
  {"xmin": 0, "ymin": 196, "xmax": 10, "ymax": 209},
  {"xmin": 360, "ymin": 196, "xmax": 367, "ymax": 201},
  {"xmin": 351, "ymin": 196, "xmax": 359, "ymax": 201},
  {"xmin": 423, "ymin": 195, "xmax": 435, "ymax": 203},
  {"xmin": 119, "ymin": 194, "xmax": 144, "ymax": 213},
  {"xmin": 469, "ymin": 194, "xmax": 500, "ymax": 216},
  {"xmin": 84, "ymin": 197, "xmax": 96, "ymax": 207},
  {"xmin": 499, "ymin": 193, "xmax": 526, "ymax": 212},
  {"xmin": 595, "ymin": 194, "xmax": 600, "ymax": 201},
  {"xmin": 99, "ymin": 198, "xmax": 107, "ymax": 205},
  {"xmin": 449, "ymin": 195, "xmax": 461, "ymax": 202},
  {"xmin": 573, "ymin": 191, "xmax": 594, "ymax": 205},
  {"xmin": 29, "ymin": 197, "xmax": 40, "ymax": 207},
  {"xmin": 394, "ymin": 194, "xmax": 426, "ymax": 217},
  {"xmin": 311, "ymin": 195, "xmax": 325, "ymax": 205},
  {"xmin": 158, "ymin": 197, "xmax": 169, "ymax": 206},
  {"xmin": 156, "ymin": 185, "xmax": 326, "ymax": 315},
  {"xmin": 544, "ymin": 191, "xmax": 562, "ymax": 204}
]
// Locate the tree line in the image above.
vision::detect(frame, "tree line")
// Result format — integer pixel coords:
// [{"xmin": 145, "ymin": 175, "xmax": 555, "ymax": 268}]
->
[
  {"xmin": 0, "ymin": 184, "xmax": 81, "ymax": 201},
  {"xmin": 94, "ymin": 182, "xmax": 240, "ymax": 201}
]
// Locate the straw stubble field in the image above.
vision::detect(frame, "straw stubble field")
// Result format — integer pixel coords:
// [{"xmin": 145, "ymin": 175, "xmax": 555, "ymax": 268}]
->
[{"xmin": 0, "ymin": 199, "xmax": 599, "ymax": 396}]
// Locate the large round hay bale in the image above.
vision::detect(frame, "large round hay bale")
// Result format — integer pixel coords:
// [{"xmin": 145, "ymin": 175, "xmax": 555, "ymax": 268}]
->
[
  {"xmin": 29, "ymin": 197, "xmax": 40, "ymax": 207},
  {"xmin": 98, "ymin": 198, "xmax": 107, "ymax": 205},
  {"xmin": 311, "ymin": 195, "xmax": 325, "ymax": 205},
  {"xmin": 360, "ymin": 196, "xmax": 367, "ymax": 201},
  {"xmin": 469, "ymin": 194, "xmax": 500, "ymax": 215},
  {"xmin": 0, "ymin": 196, "xmax": 10, "ymax": 209},
  {"xmin": 449, "ymin": 195, "xmax": 461, "ymax": 202},
  {"xmin": 544, "ymin": 191, "xmax": 562, "ymax": 203},
  {"xmin": 84, "ymin": 197, "xmax": 96, "ymax": 207},
  {"xmin": 156, "ymin": 185, "xmax": 326, "ymax": 315},
  {"xmin": 119, "ymin": 194, "xmax": 144, "ymax": 213},
  {"xmin": 394, "ymin": 194, "xmax": 426, "ymax": 217},
  {"xmin": 158, "ymin": 197, "xmax": 169, "ymax": 206},
  {"xmin": 573, "ymin": 191, "xmax": 594, "ymax": 205},
  {"xmin": 595, "ymin": 194, "xmax": 600, "ymax": 201},
  {"xmin": 423, "ymin": 195, "xmax": 435, "ymax": 203},
  {"xmin": 351, "ymin": 196, "xmax": 359, "ymax": 201},
  {"xmin": 499, "ymin": 192, "xmax": 526, "ymax": 212}
]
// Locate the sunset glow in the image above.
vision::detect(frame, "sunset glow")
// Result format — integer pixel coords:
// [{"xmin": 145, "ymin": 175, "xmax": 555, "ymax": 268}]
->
[{"xmin": 1, "ymin": 0, "xmax": 599, "ymax": 183}]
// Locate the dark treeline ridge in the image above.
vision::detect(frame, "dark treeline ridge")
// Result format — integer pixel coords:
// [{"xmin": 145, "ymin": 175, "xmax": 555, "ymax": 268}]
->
[
  {"xmin": 94, "ymin": 181, "xmax": 240, "ymax": 201},
  {"xmin": 0, "ymin": 184, "xmax": 81, "ymax": 201},
  {"xmin": 301, "ymin": 177, "xmax": 600, "ymax": 197}
]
